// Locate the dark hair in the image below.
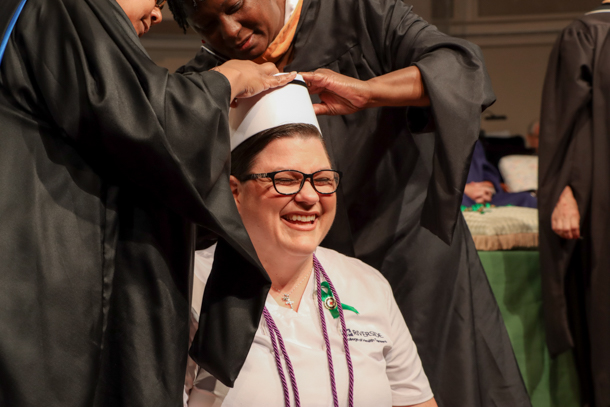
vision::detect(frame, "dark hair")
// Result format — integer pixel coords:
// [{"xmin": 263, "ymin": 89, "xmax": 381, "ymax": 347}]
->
[
  {"xmin": 231, "ymin": 123, "xmax": 328, "ymax": 181},
  {"xmin": 167, "ymin": 0, "xmax": 195, "ymax": 33}
]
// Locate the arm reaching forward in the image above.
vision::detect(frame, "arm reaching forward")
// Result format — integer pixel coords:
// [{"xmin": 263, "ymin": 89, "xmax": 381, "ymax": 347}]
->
[{"xmin": 300, "ymin": 67, "xmax": 429, "ymax": 116}]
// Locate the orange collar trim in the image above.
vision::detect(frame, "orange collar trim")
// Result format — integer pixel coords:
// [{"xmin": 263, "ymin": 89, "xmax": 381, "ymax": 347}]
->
[{"xmin": 253, "ymin": 0, "xmax": 303, "ymax": 65}]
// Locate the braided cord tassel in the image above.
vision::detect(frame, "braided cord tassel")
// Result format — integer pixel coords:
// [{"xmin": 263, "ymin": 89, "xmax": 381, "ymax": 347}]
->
[
  {"xmin": 266, "ymin": 309, "xmax": 301, "ymax": 407},
  {"xmin": 263, "ymin": 308, "xmax": 291, "ymax": 406},
  {"xmin": 315, "ymin": 256, "xmax": 355, "ymax": 407},
  {"xmin": 314, "ymin": 260, "xmax": 340, "ymax": 407}
]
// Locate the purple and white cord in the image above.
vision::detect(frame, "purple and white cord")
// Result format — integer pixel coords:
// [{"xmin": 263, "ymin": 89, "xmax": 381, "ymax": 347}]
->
[
  {"xmin": 314, "ymin": 255, "xmax": 355, "ymax": 407},
  {"xmin": 263, "ymin": 254, "xmax": 355, "ymax": 407},
  {"xmin": 263, "ymin": 308, "xmax": 300, "ymax": 407}
]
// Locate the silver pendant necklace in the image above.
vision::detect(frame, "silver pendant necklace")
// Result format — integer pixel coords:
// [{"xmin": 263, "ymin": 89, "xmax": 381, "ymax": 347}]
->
[{"xmin": 272, "ymin": 267, "xmax": 313, "ymax": 310}]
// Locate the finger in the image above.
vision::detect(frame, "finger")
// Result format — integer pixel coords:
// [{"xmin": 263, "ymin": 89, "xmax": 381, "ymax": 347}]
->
[
  {"xmin": 300, "ymin": 69, "xmax": 333, "ymax": 80},
  {"xmin": 250, "ymin": 72, "xmax": 296, "ymax": 96},
  {"xmin": 305, "ymin": 84, "xmax": 325, "ymax": 95},
  {"xmin": 298, "ymin": 71, "xmax": 321, "ymax": 85},
  {"xmin": 319, "ymin": 92, "xmax": 360, "ymax": 115},
  {"xmin": 300, "ymin": 71, "xmax": 333, "ymax": 89},
  {"xmin": 270, "ymin": 71, "xmax": 297, "ymax": 88},
  {"xmin": 470, "ymin": 191, "xmax": 484, "ymax": 200},
  {"xmin": 569, "ymin": 216, "xmax": 580, "ymax": 239},
  {"xmin": 312, "ymin": 102, "xmax": 331, "ymax": 115},
  {"xmin": 553, "ymin": 218, "xmax": 565, "ymax": 236},
  {"xmin": 298, "ymin": 72, "xmax": 315, "ymax": 82},
  {"xmin": 304, "ymin": 81, "xmax": 325, "ymax": 94},
  {"xmin": 559, "ymin": 222, "xmax": 572, "ymax": 239},
  {"xmin": 552, "ymin": 218, "xmax": 560, "ymax": 234},
  {"xmin": 238, "ymin": 71, "xmax": 297, "ymax": 99},
  {"xmin": 300, "ymin": 74, "xmax": 326, "ymax": 94}
]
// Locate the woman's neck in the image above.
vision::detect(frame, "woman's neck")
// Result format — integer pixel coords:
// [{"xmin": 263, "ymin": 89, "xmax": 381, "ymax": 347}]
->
[
  {"xmin": 260, "ymin": 252, "xmax": 314, "ymax": 290},
  {"xmin": 258, "ymin": 250, "xmax": 314, "ymax": 311}
]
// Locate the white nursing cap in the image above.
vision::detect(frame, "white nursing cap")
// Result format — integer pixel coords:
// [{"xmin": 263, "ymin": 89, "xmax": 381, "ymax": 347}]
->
[{"xmin": 229, "ymin": 74, "xmax": 321, "ymax": 151}]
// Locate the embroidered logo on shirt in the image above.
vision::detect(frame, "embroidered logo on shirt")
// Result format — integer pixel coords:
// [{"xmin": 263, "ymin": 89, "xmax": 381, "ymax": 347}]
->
[{"xmin": 346, "ymin": 329, "xmax": 387, "ymax": 344}]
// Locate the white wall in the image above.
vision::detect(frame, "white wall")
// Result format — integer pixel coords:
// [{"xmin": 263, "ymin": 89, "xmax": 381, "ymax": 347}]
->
[
  {"xmin": 435, "ymin": 0, "xmax": 591, "ymax": 136},
  {"xmin": 479, "ymin": 43, "xmax": 553, "ymax": 136}
]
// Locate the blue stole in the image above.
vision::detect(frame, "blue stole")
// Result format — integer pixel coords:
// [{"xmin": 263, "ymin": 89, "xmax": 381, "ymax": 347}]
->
[{"xmin": 0, "ymin": 0, "xmax": 28, "ymax": 66}]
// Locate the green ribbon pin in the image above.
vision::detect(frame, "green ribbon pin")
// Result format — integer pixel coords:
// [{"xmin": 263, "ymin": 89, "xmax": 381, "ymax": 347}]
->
[{"xmin": 320, "ymin": 281, "xmax": 359, "ymax": 319}]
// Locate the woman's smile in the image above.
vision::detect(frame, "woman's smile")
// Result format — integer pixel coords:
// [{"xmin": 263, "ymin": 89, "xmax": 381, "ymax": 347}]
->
[{"xmin": 281, "ymin": 212, "xmax": 319, "ymax": 229}]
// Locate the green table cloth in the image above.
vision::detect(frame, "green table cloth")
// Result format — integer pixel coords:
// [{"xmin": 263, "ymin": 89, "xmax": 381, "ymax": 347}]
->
[{"xmin": 478, "ymin": 251, "xmax": 580, "ymax": 407}]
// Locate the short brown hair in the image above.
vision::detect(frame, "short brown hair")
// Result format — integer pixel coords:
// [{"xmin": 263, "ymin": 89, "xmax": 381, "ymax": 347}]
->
[{"xmin": 231, "ymin": 124, "xmax": 328, "ymax": 181}]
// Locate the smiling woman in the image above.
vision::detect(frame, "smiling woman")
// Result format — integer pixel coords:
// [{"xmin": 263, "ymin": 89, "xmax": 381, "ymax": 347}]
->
[
  {"xmin": 231, "ymin": 126, "xmax": 337, "ymax": 268},
  {"xmin": 185, "ymin": 79, "xmax": 437, "ymax": 407}
]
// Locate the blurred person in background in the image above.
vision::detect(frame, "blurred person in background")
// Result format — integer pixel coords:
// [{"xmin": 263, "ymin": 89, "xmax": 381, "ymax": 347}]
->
[
  {"xmin": 462, "ymin": 141, "xmax": 537, "ymax": 208},
  {"xmin": 539, "ymin": 2, "xmax": 610, "ymax": 406}
]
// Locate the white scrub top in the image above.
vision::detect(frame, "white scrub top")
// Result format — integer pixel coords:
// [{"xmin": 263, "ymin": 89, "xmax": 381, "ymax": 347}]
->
[{"xmin": 187, "ymin": 245, "xmax": 433, "ymax": 407}]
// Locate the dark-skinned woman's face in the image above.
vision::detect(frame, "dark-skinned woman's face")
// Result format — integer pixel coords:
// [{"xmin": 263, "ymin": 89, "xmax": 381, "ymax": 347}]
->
[{"xmin": 187, "ymin": 0, "xmax": 285, "ymax": 60}]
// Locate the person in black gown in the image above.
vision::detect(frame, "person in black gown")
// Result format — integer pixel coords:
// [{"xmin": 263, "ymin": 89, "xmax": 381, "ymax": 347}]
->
[
  {"xmin": 539, "ymin": 2, "xmax": 610, "ymax": 405},
  {"xmin": 166, "ymin": 0, "xmax": 532, "ymax": 406},
  {"xmin": 0, "ymin": 0, "xmax": 295, "ymax": 405}
]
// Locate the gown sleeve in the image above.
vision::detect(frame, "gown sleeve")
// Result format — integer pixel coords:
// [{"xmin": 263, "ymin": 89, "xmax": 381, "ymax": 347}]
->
[
  {"xmin": 537, "ymin": 20, "xmax": 595, "ymax": 355},
  {"xmin": 539, "ymin": 21, "xmax": 594, "ymax": 222},
  {"xmin": 359, "ymin": 0, "xmax": 496, "ymax": 243},
  {"xmin": 12, "ymin": 0, "xmax": 237, "ymax": 229}
]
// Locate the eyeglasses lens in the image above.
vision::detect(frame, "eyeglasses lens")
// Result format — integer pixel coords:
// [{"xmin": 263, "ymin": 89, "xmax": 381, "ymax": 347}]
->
[{"xmin": 273, "ymin": 171, "xmax": 339, "ymax": 194}]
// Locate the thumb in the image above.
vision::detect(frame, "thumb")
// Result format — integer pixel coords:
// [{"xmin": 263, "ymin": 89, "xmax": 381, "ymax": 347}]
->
[{"xmin": 300, "ymin": 71, "xmax": 333, "ymax": 93}]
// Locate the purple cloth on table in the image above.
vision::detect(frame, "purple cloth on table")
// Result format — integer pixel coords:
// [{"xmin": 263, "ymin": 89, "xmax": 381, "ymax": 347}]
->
[{"xmin": 462, "ymin": 141, "xmax": 537, "ymax": 208}]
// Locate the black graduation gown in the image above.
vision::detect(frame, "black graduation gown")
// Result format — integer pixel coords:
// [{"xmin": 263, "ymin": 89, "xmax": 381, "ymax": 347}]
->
[
  {"xmin": 181, "ymin": 0, "xmax": 531, "ymax": 406},
  {"xmin": 539, "ymin": 4, "xmax": 610, "ymax": 406},
  {"xmin": 0, "ymin": 0, "xmax": 268, "ymax": 406}
]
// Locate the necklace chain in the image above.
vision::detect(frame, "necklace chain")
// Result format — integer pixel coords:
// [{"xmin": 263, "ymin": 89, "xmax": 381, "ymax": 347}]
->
[{"xmin": 272, "ymin": 267, "xmax": 313, "ymax": 309}]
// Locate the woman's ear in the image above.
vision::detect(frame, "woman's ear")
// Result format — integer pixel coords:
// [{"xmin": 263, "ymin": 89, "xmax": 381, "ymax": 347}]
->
[{"xmin": 229, "ymin": 175, "xmax": 241, "ymax": 208}]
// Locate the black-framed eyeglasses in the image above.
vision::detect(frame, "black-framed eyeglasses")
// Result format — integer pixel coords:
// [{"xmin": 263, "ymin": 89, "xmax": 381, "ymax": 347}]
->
[
  {"xmin": 242, "ymin": 169, "xmax": 342, "ymax": 195},
  {"xmin": 155, "ymin": 0, "xmax": 167, "ymax": 10}
]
